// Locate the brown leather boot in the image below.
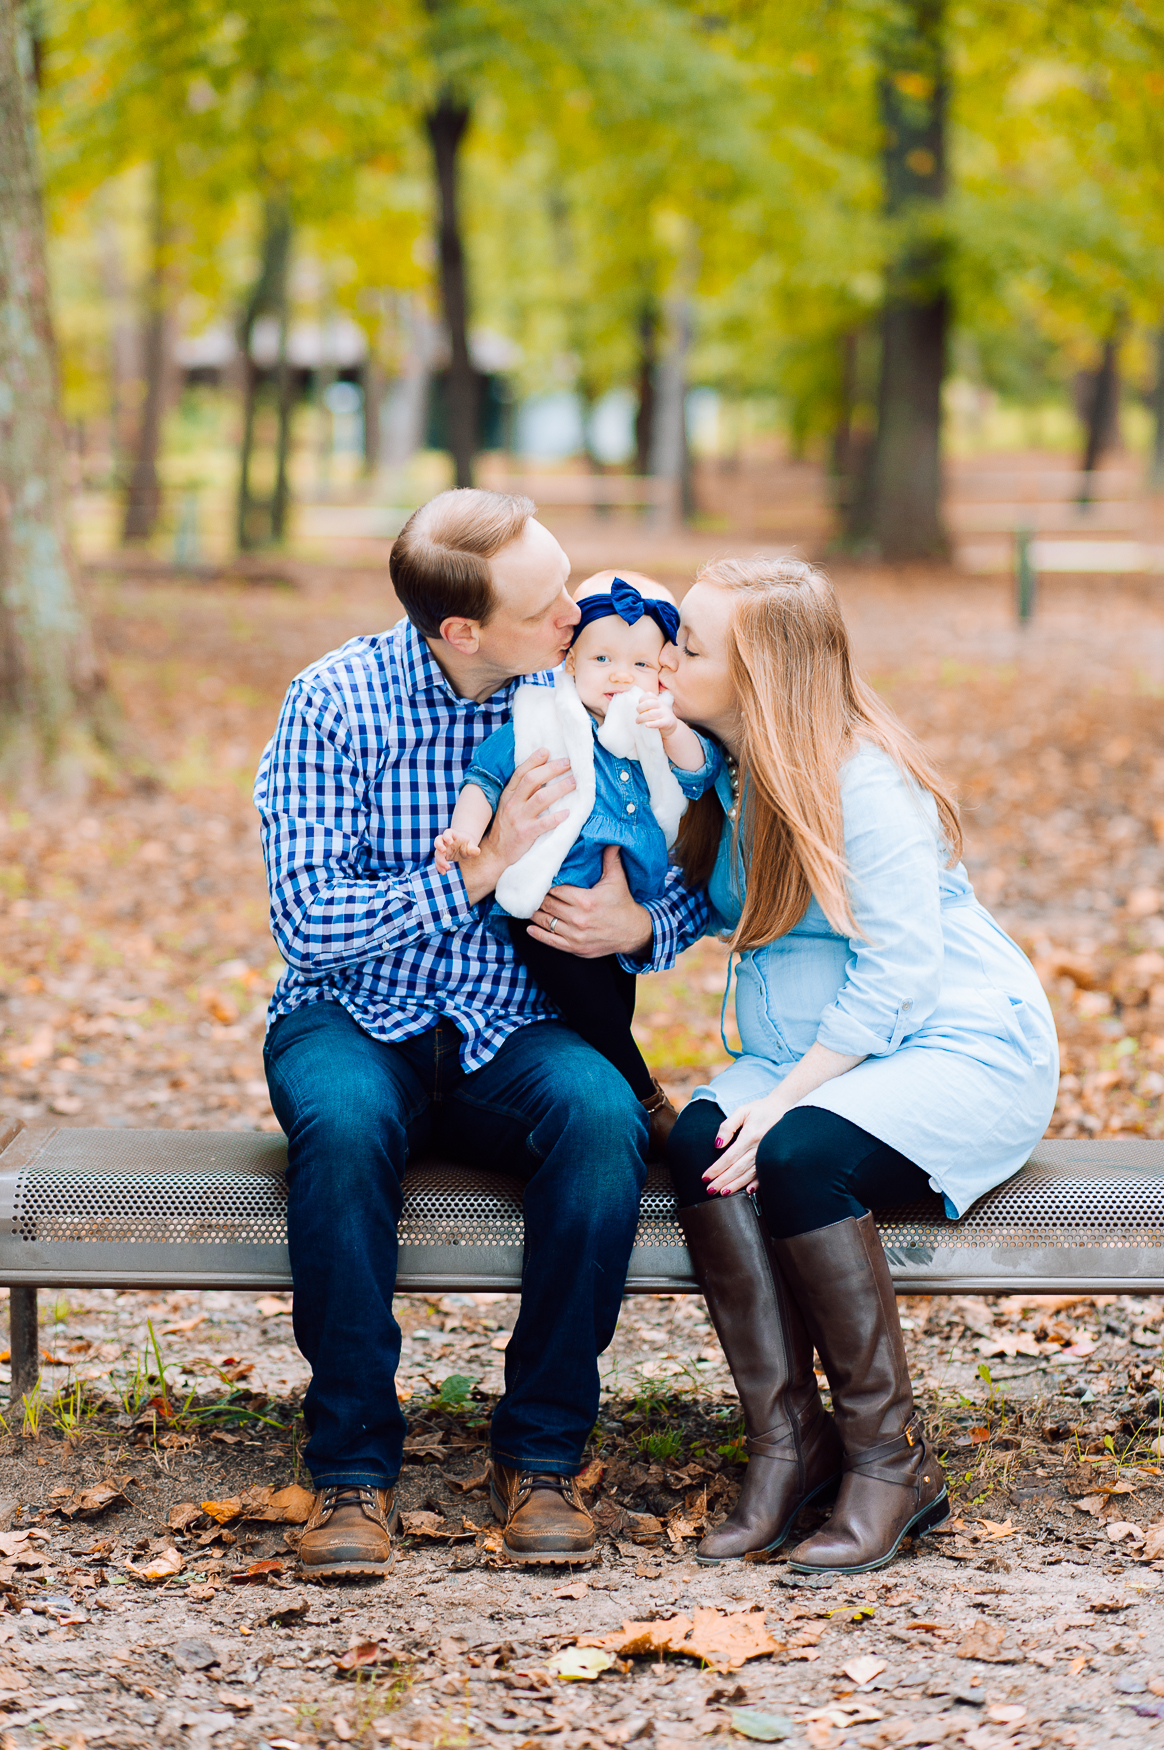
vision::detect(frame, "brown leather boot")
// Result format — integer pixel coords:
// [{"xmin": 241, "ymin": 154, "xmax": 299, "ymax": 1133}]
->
[
  {"xmin": 489, "ymin": 1461, "xmax": 596, "ymax": 1564},
  {"xmin": 774, "ymin": 1213, "xmax": 948, "ymax": 1575},
  {"xmin": 680, "ymin": 1193, "xmax": 843, "ymax": 1563},
  {"xmin": 299, "ymin": 1484, "xmax": 398, "ymax": 1580},
  {"xmin": 643, "ymin": 1080, "xmax": 678, "ymax": 1158}
]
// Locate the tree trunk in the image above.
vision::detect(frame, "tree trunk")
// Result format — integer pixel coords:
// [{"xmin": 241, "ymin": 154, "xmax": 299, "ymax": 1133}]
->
[
  {"xmin": 1079, "ymin": 330, "xmax": 1121, "ymax": 501},
  {"xmin": 862, "ymin": 0, "xmax": 949, "ymax": 560},
  {"xmin": 362, "ymin": 355, "xmax": 382, "ymax": 475},
  {"xmin": 634, "ymin": 301, "xmax": 659, "ymax": 478},
  {"xmin": 426, "ymin": 96, "xmax": 474, "ymax": 489},
  {"xmin": 235, "ymin": 197, "xmax": 292, "ymax": 550},
  {"xmin": 123, "ymin": 156, "xmax": 171, "ymax": 542},
  {"xmin": 651, "ymin": 295, "xmax": 692, "ymax": 527},
  {"xmin": 0, "ymin": 0, "xmax": 104, "ymax": 771},
  {"xmin": 1151, "ymin": 323, "xmax": 1164, "ymax": 492}
]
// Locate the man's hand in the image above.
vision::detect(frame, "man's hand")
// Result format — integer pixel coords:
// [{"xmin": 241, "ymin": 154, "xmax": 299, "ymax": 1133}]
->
[
  {"xmin": 526, "ymin": 846, "xmax": 654, "ymax": 959},
  {"xmin": 462, "ymin": 749, "xmax": 575, "ymax": 906}
]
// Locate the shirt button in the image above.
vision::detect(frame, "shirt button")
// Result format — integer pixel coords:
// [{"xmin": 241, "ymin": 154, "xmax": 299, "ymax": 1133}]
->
[
  {"xmin": 626, "ymin": 803, "xmax": 636, "ymax": 814},
  {"xmin": 619, "ymin": 770, "xmax": 630, "ymax": 782}
]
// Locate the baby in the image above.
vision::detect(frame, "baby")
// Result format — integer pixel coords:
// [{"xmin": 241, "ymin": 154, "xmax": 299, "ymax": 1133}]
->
[{"xmin": 434, "ymin": 570, "xmax": 719, "ymax": 1155}]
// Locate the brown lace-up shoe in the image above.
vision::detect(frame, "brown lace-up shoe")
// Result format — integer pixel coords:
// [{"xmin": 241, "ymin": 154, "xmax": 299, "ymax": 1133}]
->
[
  {"xmin": 299, "ymin": 1484, "xmax": 398, "ymax": 1579},
  {"xmin": 489, "ymin": 1461, "xmax": 596, "ymax": 1564},
  {"xmin": 642, "ymin": 1079, "xmax": 679, "ymax": 1159}
]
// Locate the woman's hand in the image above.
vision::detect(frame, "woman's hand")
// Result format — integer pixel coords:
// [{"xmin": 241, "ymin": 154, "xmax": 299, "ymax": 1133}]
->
[{"xmin": 705, "ymin": 1092, "xmax": 790, "ymax": 1195}]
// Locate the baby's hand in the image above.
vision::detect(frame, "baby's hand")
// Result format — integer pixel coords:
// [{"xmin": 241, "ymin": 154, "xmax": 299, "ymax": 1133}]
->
[
  {"xmin": 636, "ymin": 691, "xmax": 679, "ymax": 739},
  {"xmin": 434, "ymin": 830, "xmax": 482, "ymax": 874}
]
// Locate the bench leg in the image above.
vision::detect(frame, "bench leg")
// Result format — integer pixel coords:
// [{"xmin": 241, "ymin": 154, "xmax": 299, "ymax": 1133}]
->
[{"xmin": 8, "ymin": 1287, "xmax": 39, "ymax": 1408}]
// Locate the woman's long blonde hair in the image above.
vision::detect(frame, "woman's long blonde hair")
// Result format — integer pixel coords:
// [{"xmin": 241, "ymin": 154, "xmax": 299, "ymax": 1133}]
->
[{"xmin": 674, "ymin": 556, "xmax": 962, "ymax": 949}]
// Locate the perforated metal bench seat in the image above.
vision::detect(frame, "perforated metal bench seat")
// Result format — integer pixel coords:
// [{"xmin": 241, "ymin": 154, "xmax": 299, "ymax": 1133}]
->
[
  {"xmin": 2, "ymin": 1123, "xmax": 1163, "ymax": 1400},
  {"xmin": 2, "ymin": 1124, "xmax": 1164, "ymax": 1297}
]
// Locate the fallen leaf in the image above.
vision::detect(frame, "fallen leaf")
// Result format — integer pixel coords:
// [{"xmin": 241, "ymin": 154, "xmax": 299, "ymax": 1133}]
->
[
  {"xmin": 161, "ymin": 1314, "xmax": 206, "ymax": 1334},
  {"xmin": 968, "ymin": 1428, "xmax": 991, "ymax": 1444},
  {"xmin": 729, "ymin": 1709, "xmax": 794, "ymax": 1741},
  {"xmin": 577, "ymin": 1459, "xmax": 605, "ymax": 1492},
  {"xmin": 45, "ymin": 1477, "xmax": 133, "ymax": 1520},
  {"xmin": 168, "ymin": 1502, "xmax": 204, "ymax": 1533},
  {"xmin": 986, "ymin": 1706, "xmax": 1025, "ymax": 1725},
  {"xmin": 401, "ymin": 1510, "xmax": 448, "ymax": 1538},
  {"xmin": 260, "ymin": 1596, "xmax": 310, "ymax": 1627},
  {"xmin": 250, "ymin": 1485, "xmax": 315, "ymax": 1525},
  {"xmin": 445, "ymin": 1471, "xmax": 489, "ymax": 1494},
  {"xmin": 1068, "ymin": 1655, "xmax": 1089, "ymax": 1675},
  {"xmin": 1144, "ymin": 1520, "xmax": 1164, "ymax": 1561},
  {"xmin": 335, "ymin": 1641, "xmax": 410, "ymax": 1674},
  {"xmin": 546, "ymin": 1647, "xmax": 619, "ymax": 1681},
  {"xmin": 125, "ymin": 1546, "xmax": 183, "ymax": 1583},
  {"xmin": 230, "ymin": 1558, "xmax": 285, "ymax": 1583},
  {"xmin": 333, "ymin": 1717, "xmax": 353, "ymax": 1742},
  {"xmin": 956, "ymin": 1620, "xmax": 1019, "ymax": 1663},
  {"xmin": 551, "ymin": 1582, "xmax": 589, "ymax": 1599},
  {"xmin": 200, "ymin": 1485, "xmax": 314, "ymax": 1526},
  {"xmin": 625, "ymin": 1511, "xmax": 665, "ymax": 1544},
  {"xmin": 894, "ymin": 1717, "xmax": 963, "ymax": 1744},
  {"xmin": 256, "ymin": 1297, "xmax": 292, "ymax": 1316},
  {"xmin": 843, "ymin": 1656, "xmax": 887, "ymax": 1687},
  {"xmin": 977, "ymin": 1519, "xmax": 1016, "ymax": 1541},
  {"xmin": 580, "ymin": 1609, "xmax": 780, "ymax": 1674},
  {"xmin": 201, "ymin": 1496, "xmax": 243, "ymax": 1525},
  {"xmin": 1105, "ymin": 1522, "xmax": 1145, "ymax": 1546},
  {"xmin": 1088, "ymin": 1597, "xmax": 1130, "ymax": 1613},
  {"xmin": 0, "ymin": 1669, "xmax": 30, "ymax": 1693}
]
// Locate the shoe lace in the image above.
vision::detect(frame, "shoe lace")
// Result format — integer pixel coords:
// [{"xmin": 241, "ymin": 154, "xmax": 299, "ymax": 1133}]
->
[
  {"xmin": 322, "ymin": 1483, "xmax": 377, "ymax": 1512},
  {"xmin": 519, "ymin": 1472, "xmax": 575, "ymax": 1499}
]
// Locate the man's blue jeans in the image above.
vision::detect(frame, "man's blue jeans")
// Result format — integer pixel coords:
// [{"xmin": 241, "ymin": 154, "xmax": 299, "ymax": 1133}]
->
[{"xmin": 263, "ymin": 1002, "xmax": 648, "ymax": 1489}]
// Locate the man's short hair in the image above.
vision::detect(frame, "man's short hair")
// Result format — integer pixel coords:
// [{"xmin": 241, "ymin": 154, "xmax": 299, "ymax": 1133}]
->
[{"xmin": 389, "ymin": 488, "xmax": 537, "ymax": 639}]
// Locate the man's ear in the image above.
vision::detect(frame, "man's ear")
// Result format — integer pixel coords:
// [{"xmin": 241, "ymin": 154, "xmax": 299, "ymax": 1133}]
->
[{"xmin": 440, "ymin": 616, "xmax": 482, "ymax": 656}]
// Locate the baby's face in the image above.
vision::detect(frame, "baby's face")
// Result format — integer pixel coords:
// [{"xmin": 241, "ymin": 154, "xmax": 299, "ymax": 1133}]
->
[{"xmin": 567, "ymin": 612, "xmax": 667, "ymax": 718}]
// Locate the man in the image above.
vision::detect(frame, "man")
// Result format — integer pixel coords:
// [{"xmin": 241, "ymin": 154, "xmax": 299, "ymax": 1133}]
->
[{"xmin": 256, "ymin": 488, "xmax": 707, "ymax": 1573}]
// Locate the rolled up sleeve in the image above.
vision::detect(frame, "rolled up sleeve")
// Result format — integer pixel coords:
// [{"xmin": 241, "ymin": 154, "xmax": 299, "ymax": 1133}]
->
[
  {"xmin": 814, "ymin": 753, "xmax": 944, "ymax": 1059},
  {"xmin": 462, "ymin": 722, "xmax": 516, "ymax": 813},
  {"xmin": 619, "ymin": 866, "xmax": 709, "ymax": 974},
  {"xmin": 672, "ymin": 735, "xmax": 723, "ymax": 800}
]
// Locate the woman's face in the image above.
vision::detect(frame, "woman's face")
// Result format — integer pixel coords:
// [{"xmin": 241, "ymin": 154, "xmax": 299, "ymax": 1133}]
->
[{"xmin": 659, "ymin": 581, "xmax": 739, "ymax": 748}]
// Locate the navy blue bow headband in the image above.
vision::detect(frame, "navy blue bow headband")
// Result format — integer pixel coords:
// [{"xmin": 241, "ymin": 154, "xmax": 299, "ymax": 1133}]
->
[{"xmin": 571, "ymin": 575, "xmax": 680, "ymax": 647}]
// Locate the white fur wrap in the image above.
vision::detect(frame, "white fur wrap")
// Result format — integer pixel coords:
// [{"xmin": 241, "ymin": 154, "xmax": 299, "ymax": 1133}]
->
[{"xmin": 493, "ymin": 674, "xmax": 688, "ymax": 920}]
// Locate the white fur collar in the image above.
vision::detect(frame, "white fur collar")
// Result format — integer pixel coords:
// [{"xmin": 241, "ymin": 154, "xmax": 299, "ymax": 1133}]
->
[{"xmin": 493, "ymin": 673, "xmax": 687, "ymax": 920}]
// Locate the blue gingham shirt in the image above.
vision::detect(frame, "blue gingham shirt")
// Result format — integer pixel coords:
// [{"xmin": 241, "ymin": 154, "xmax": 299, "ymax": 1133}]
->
[{"xmin": 255, "ymin": 618, "xmax": 710, "ymax": 1072}]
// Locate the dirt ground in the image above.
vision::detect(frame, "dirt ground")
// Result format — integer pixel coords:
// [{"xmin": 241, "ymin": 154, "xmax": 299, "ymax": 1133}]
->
[{"xmin": 0, "ymin": 549, "xmax": 1164, "ymax": 1746}]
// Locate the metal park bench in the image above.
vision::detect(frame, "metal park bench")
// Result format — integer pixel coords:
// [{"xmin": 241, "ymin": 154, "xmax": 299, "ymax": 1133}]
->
[{"xmin": 2, "ymin": 1122, "xmax": 1162, "ymax": 1405}]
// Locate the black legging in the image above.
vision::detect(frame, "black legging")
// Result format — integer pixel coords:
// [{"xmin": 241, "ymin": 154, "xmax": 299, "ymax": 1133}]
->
[
  {"xmin": 666, "ymin": 1099, "xmax": 930, "ymax": 1238},
  {"xmin": 508, "ymin": 920, "xmax": 655, "ymax": 1102}
]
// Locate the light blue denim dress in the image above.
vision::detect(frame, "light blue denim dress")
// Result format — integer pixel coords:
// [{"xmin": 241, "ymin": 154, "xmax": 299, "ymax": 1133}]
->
[{"xmin": 691, "ymin": 743, "xmax": 1059, "ymax": 1217}]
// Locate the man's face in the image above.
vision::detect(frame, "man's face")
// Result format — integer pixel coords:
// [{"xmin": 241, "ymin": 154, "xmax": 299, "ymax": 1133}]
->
[{"xmin": 476, "ymin": 519, "xmax": 579, "ymax": 678}]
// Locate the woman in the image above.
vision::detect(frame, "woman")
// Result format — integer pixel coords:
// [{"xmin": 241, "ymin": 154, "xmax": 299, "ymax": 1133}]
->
[{"xmin": 659, "ymin": 557, "xmax": 1058, "ymax": 1576}]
